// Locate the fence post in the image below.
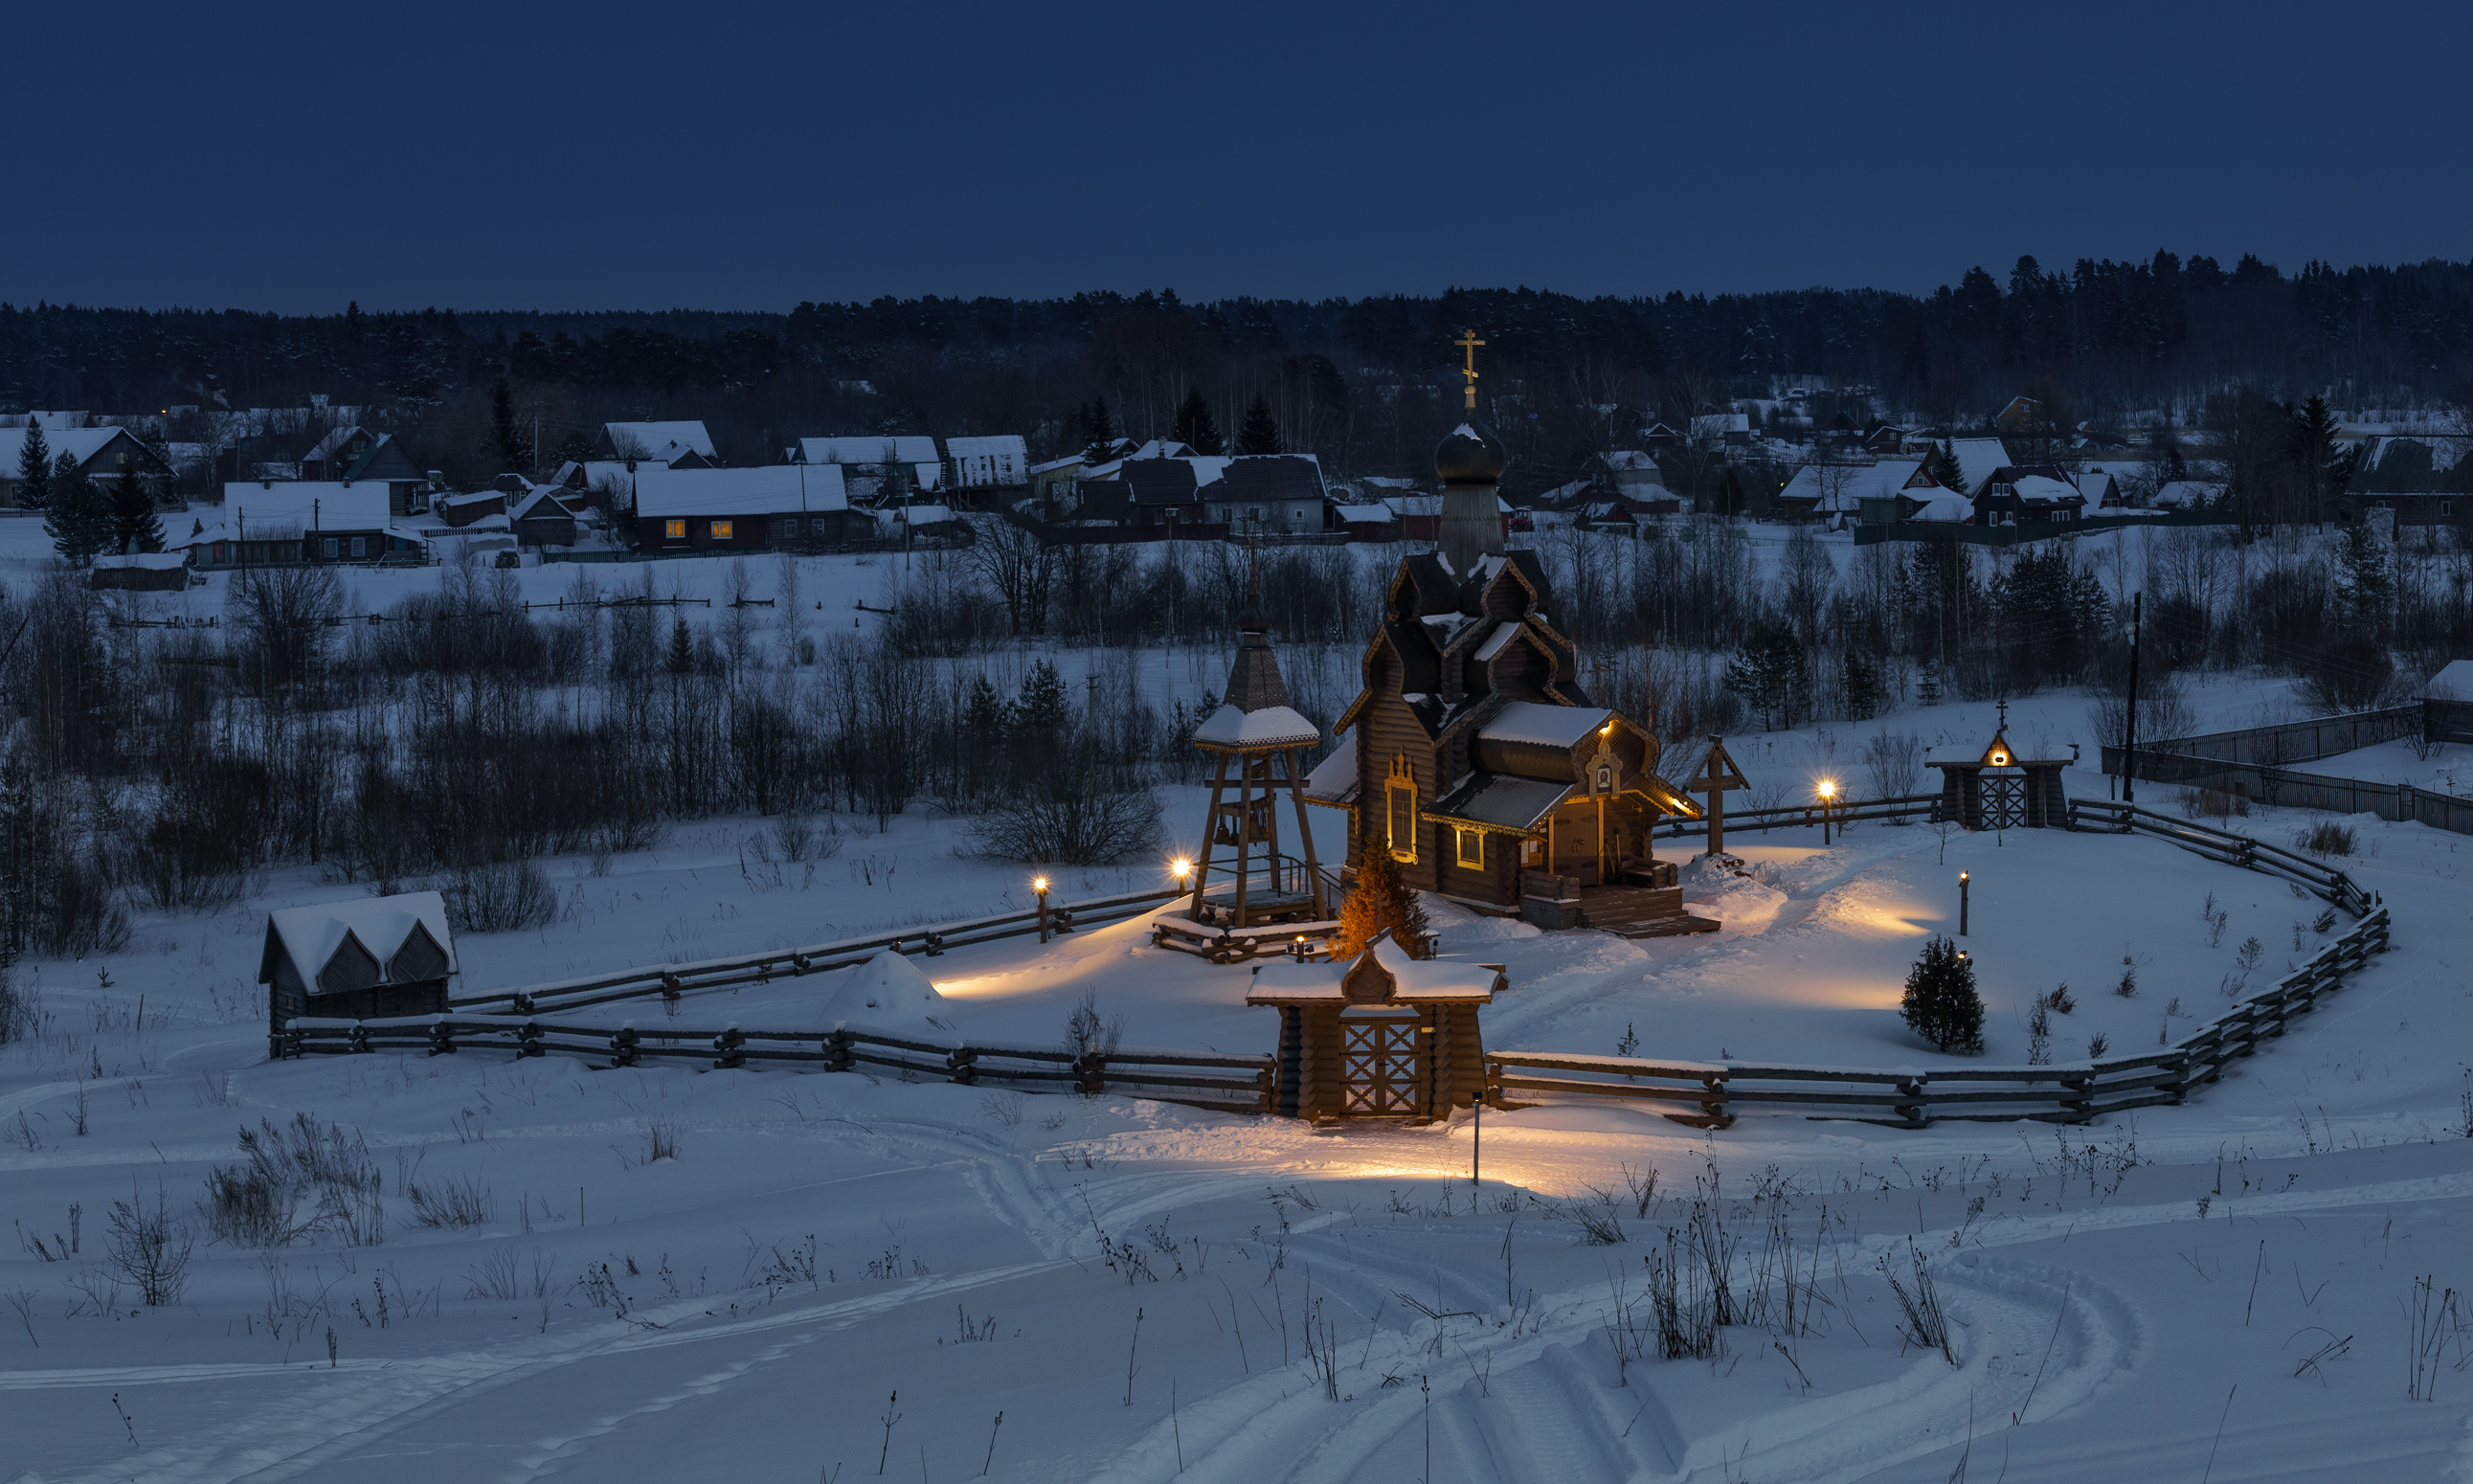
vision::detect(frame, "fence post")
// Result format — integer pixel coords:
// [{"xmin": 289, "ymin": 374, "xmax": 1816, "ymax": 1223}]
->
[
  {"xmin": 1078, "ymin": 1052, "xmax": 1106, "ymax": 1095},
  {"xmin": 427, "ymin": 1020, "xmax": 457, "ymax": 1057},
  {"xmin": 609, "ymin": 1024, "xmax": 640, "ymax": 1068},
  {"xmin": 824, "ymin": 1028, "xmax": 854, "ymax": 1072},
  {"xmin": 348, "ymin": 1023, "xmax": 371, "ymax": 1055},
  {"xmin": 948, "ymin": 1045, "xmax": 978, "ymax": 1085},
  {"xmin": 1896, "ymin": 1073, "xmax": 1930, "ymax": 1128},
  {"xmin": 519, "ymin": 1021, "xmax": 545, "ymax": 1059},
  {"xmin": 712, "ymin": 1024, "xmax": 746, "ymax": 1069}
]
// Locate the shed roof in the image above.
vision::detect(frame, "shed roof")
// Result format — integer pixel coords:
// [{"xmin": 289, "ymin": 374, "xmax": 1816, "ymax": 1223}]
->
[
  {"xmin": 259, "ymin": 891, "xmax": 456, "ymax": 995},
  {"xmin": 2420, "ymin": 659, "xmax": 2473, "ymax": 701}
]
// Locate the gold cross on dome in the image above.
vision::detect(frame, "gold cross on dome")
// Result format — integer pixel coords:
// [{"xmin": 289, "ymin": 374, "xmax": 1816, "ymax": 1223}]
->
[{"xmin": 1456, "ymin": 329, "xmax": 1484, "ymax": 408}]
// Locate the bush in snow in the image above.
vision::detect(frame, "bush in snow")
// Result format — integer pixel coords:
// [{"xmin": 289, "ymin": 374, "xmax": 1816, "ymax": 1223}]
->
[
  {"xmin": 1900, "ymin": 935, "xmax": 1983, "ymax": 1054},
  {"xmin": 441, "ymin": 860, "xmax": 558, "ymax": 934}
]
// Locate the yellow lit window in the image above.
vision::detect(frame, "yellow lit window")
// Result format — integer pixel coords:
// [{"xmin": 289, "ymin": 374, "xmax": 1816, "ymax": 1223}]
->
[
  {"xmin": 1455, "ymin": 827, "xmax": 1483, "ymax": 868},
  {"xmin": 664, "ymin": 519, "xmax": 686, "ymax": 539},
  {"xmin": 1385, "ymin": 753, "xmax": 1417, "ymax": 862},
  {"xmin": 711, "ymin": 520, "xmax": 734, "ymax": 539}
]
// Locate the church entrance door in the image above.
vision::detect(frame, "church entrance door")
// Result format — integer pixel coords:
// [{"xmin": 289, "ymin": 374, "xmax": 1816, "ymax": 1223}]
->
[{"xmin": 1338, "ymin": 1008, "xmax": 1423, "ymax": 1117}]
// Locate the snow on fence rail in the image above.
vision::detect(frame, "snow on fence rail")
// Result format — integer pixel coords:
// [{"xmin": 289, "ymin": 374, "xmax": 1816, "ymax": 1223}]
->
[
  {"xmin": 273, "ymin": 1015, "xmax": 1275, "ymax": 1115},
  {"xmin": 1650, "ymin": 792, "xmax": 1944, "ymax": 840},
  {"xmin": 1491, "ymin": 799, "xmax": 2390, "ymax": 1129},
  {"xmin": 444, "ymin": 886, "xmax": 1188, "ymax": 1016}
]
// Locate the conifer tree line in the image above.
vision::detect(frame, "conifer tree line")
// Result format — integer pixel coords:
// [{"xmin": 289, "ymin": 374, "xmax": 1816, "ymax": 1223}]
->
[{"xmin": 6, "ymin": 250, "xmax": 2468, "ymax": 492}]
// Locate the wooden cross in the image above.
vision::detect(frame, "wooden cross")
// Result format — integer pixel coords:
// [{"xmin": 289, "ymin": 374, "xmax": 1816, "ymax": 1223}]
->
[
  {"xmin": 1687, "ymin": 736, "xmax": 1752, "ymax": 858},
  {"xmin": 1456, "ymin": 329, "xmax": 1484, "ymax": 409}
]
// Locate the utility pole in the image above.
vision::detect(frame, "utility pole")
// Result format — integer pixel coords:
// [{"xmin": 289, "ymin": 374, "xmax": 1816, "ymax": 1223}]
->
[{"xmin": 2122, "ymin": 591, "xmax": 2143, "ymax": 806}]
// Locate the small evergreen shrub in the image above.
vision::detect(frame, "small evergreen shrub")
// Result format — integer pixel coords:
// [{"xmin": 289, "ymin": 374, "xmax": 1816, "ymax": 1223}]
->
[
  {"xmin": 1900, "ymin": 935, "xmax": 1984, "ymax": 1054},
  {"xmin": 1331, "ymin": 845, "xmax": 1431, "ymax": 959}
]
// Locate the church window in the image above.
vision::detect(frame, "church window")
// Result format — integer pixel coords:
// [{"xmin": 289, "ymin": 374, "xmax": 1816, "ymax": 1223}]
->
[
  {"xmin": 1455, "ymin": 828, "xmax": 1483, "ymax": 868},
  {"xmin": 1385, "ymin": 754, "xmax": 1417, "ymax": 863}
]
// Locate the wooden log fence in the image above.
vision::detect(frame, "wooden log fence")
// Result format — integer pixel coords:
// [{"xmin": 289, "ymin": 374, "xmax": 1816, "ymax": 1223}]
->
[
  {"xmin": 273, "ymin": 1014, "xmax": 1275, "ymax": 1116},
  {"xmin": 1489, "ymin": 801, "xmax": 2391, "ymax": 1129},
  {"xmin": 273, "ymin": 799, "xmax": 2393, "ymax": 1135},
  {"xmin": 1652, "ymin": 792, "xmax": 1944, "ymax": 841},
  {"xmin": 445, "ymin": 885, "xmax": 1187, "ymax": 1018}
]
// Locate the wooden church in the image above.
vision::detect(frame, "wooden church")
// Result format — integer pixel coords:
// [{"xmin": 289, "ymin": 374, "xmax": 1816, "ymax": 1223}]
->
[{"xmin": 1305, "ymin": 337, "xmax": 1712, "ymax": 939}]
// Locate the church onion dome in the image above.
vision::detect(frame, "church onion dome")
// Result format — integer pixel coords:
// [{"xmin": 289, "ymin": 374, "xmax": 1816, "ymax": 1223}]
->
[{"xmin": 1434, "ymin": 420, "xmax": 1507, "ymax": 485}]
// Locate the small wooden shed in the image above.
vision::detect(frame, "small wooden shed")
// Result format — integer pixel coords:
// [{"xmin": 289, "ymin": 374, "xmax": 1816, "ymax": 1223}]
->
[
  {"xmin": 261, "ymin": 891, "xmax": 458, "ymax": 1038},
  {"xmin": 2421, "ymin": 659, "xmax": 2473, "ymax": 744},
  {"xmin": 88, "ymin": 552, "xmax": 191, "ymax": 591},
  {"xmin": 1248, "ymin": 939, "xmax": 1499, "ymax": 1121}
]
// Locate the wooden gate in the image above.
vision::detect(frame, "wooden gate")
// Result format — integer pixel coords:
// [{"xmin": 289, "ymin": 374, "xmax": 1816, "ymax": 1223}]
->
[
  {"xmin": 1339, "ymin": 1010, "xmax": 1423, "ymax": 1116},
  {"xmin": 1983, "ymin": 772, "xmax": 2026, "ymax": 831}
]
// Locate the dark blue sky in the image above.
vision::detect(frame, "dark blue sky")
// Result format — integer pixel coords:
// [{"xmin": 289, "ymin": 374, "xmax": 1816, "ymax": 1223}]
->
[{"xmin": 13, "ymin": 0, "xmax": 2468, "ymax": 313}]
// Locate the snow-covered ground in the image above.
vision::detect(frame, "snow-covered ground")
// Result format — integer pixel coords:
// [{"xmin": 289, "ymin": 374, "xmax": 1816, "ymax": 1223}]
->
[
  {"xmin": 5, "ymin": 515, "xmax": 2473, "ymax": 1482},
  {"xmin": 2297, "ymin": 736, "xmax": 2473, "ymax": 796}
]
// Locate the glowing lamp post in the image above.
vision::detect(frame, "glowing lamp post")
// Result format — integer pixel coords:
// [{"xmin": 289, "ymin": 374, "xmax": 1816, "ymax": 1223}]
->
[
  {"xmin": 1959, "ymin": 870, "xmax": 1969, "ymax": 936},
  {"xmin": 1035, "ymin": 876, "xmax": 1051, "ymax": 943},
  {"xmin": 1816, "ymin": 778, "xmax": 1838, "ymax": 844}
]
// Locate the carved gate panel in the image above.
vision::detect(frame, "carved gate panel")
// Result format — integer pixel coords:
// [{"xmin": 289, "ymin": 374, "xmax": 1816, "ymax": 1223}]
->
[{"xmin": 1339, "ymin": 1013, "xmax": 1422, "ymax": 1116}]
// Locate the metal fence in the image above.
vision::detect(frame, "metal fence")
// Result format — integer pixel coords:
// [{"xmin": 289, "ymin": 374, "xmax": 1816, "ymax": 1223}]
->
[
  {"xmin": 2100, "ymin": 703, "xmax": 2472, "ymax": 838},
  {"xmin": 2102, "ymin": 705, "xmax": 2423, "ymax": 773}
]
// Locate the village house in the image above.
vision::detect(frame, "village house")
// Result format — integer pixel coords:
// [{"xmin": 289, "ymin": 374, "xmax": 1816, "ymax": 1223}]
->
[
  {"xmin": 602, "ymin": 421, "xmax": 718, "ymax": 466},
  {"xmin": 1779, "ymin": 457, "xmax": 1944, "ymax": 523},
  {"xmin": 1943, "ymin": 436, "xmax": 2012, "ymax": 496},
  {"xmin": 181, "ymin": 482, "xmax": 427, "ymax": 567},
  {"xmin": 630, "ymin": 463, "xmax": 869, "ymax": 551},
  {"xmin": 1974, "ymin": 465, "xmax": 2086, "ymax": 525},
  {"xmin": 510, "ymin": 486, "xmax": 581, "ymax": 547},
  {"xmin": 2341, "ymin": 435, "xmax": 2469, "ymax": 528},
  {"xmin": 2075, "ymin": 467, "xmax": 2124, "ymax": 509},
  {"xmin": 943, "ymin": 435, "xmax": 1030, "ymax": 496},
  {"xmin": 298, "ymin": 427, "xmax": 431, "ymax": 511},
  {"xmin": 787, "ymin": 436, "xmax": 942, "ymax": 502},
  {"xmin": 0, "ymin": 424, "xmax": 174, "ymax": 507}
]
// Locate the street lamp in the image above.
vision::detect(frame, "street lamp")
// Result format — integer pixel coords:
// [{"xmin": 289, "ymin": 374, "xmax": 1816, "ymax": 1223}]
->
[
  {"xmin": 1035, "ymin": 876, "xmax": 1051, "ymax": 943},
  {"xmin": 1959, "ymin": 870, "xmax": 1969, "ymax": 936},
  {"xmin": 1816, "ymin": 778, "xmax": 1838, "ymax": 844}
]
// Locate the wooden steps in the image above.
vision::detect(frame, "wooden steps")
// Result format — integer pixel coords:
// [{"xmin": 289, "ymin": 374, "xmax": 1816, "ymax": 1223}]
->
[{"xmin": 1577, "ymin": 885, "xmax": 1720, "ymax": 939}]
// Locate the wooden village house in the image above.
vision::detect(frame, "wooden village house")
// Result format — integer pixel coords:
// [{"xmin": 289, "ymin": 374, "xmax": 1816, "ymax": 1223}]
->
[{"xmin": 261, "ymin": 891, "xmax": 458, "ymax": 1042}]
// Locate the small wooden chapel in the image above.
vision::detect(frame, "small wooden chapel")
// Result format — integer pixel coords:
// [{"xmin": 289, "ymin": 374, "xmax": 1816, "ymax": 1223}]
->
[
  {"xmin": 1303, "ymin": 334, "xmax": 1713, "ymax": 939},
  {"xmin": 1925, "ymin": 701, "xmax": 2075, "ymax": 830}
]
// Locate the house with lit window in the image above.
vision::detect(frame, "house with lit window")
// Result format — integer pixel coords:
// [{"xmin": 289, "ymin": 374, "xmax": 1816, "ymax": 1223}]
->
[{"xmin": 630, "ymin": 463, "xmax": 870, "ymax": 551}]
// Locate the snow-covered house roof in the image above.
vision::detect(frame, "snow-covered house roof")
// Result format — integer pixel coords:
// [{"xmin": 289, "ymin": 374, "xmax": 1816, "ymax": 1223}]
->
[
  {"xmin": 2150, "ymin": 480, "xmax": 2223, "ymax": 509},
  {"xmin": 1946, "ymin": 438, "xmax": 2009, "ymax": 495},
  {"xmin": 259, "ymin": 891, "xmax": 457, "ymax": 999},
  {"xmin": 1303, "ymin": 731, "xmax": 1359, "ymax": 805},
  {"xmin": 1598, "ymin": 450, "xmax": 1659, "ymax": 472},
  {"xmin": 92, "ymin": 552, "xmax": 189, "ymax": 572},
  {"xmin": 2418, "ymin": 659, "xmax": 2473, "ymax": 702},
  {"xmin": 633, "ymin": 463, "xmax": 847, "ymax": 518},
  {"xmin": 1245, "ymin": 938, "xmax": 1500, "ymax": 1006},
  {"xmin": 1332, "ymin": 502, "xmax": 1391, "ymax": 524},
  {"xmin": 1779, "ymin": 459, "xmax": 1930, "ymax": 513},
  {"xmin": 0, "ymin": 425, "xmax": 152, "ymax": 474},
  {"xmin": 791, "ymin": 436, "xmax": 939, "ymax": 466},
  {"xmin": 2076, "ymin": 468, "xmax": 2122, "ymax": 507},
  {"xmin": 945, "ymin": 435, "xmax": 1029, "ymax": 486},
  {"xmin": 215, "ymin": 481, "xmax": 395, "ymax": 529},
  {"xmin": 1909, "ymin": 494, "xmax": 1974, "ymax": 523},
  {"xmin": 2009, "ymin": 474, "xmax": 2081, "ymax": 506},
  {"xmin": 606, "ymin": 421, "xmax": 716, "ymax": 463}
]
